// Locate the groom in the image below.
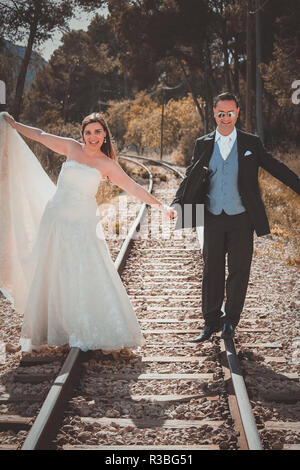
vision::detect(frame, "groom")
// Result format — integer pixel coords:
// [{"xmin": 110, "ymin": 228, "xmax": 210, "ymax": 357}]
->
[{"xmin": 171, "ymin": 92, "xmax": 300, "ymax": 342}]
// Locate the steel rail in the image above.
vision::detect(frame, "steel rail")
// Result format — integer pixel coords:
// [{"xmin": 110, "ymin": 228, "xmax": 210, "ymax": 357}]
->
[
  {"xmin": 22, "ymin": 156, "xmax": 258, "ymax": 451},
  {"xmin": 116, "ymin": 155, "xmax": 185, "ymax": 274},
  {"xmin": 114, "ymin": 156, "xmax": 153, "ymax": 274},
  {"xmin": 221, "ymin": 339, "xmax": 263, "ymax": 450},
  {"xmin": 21, "ymin": 157, "xmax": 182, "ymax": 450},
  {"xmin": 21, "ymin": 347, "xmax": 82, "ymax": 450},
  {"xmin": 122, "ymin": 155, "xmax": 262, "ymax": 450},
  {"xmin": 119, "ymin": 153, "xmax": 185, "ymax": 178},
  {"xmin": 118, "ymin": 156, "xmax": 262, "ymax": 450},
  {"xmin": 195, "ymin": 220, "xmax": 263, "ymax": 450}
]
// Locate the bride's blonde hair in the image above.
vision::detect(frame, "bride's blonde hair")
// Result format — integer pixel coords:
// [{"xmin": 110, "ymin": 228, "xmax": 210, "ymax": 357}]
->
[{"xmin": 81, "ymin": 113, "xmax": 116, "ymax": 161}]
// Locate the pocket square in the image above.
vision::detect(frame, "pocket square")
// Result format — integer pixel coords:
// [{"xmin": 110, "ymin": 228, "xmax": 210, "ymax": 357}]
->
[{"xmin": 244, "ymin": 150, "xmax": 253, "ymax": 156}]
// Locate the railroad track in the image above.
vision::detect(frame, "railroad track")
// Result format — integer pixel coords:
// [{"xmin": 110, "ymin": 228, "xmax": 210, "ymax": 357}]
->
[{"xmin": 0, "ymin": 155, "xmax": 298, "ymax": 451}]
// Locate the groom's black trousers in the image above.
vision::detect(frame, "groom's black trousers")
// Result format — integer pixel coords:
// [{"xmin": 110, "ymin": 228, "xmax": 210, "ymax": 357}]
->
[{"xmin": 202, "ymin": 209, "xmax": 254, "ymax": 328}]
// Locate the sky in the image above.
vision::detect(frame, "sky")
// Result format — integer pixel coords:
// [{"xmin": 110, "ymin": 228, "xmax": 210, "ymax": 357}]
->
[{"xmin": 40, "ymin": 10, "xmax": 98, "ymax": 61}]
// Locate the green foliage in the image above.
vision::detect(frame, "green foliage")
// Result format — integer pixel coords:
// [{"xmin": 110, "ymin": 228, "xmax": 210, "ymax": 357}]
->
[
  {"xmin": 107, "ymin": 0, "xmax": 212, "ymax": 87},
  {"xmin": 259, "ymin": 2, "xmax": 300, "ymax": 143},
  {"xmin": 4, "ymin": 0, "xmax": 299, "ymax": 146},
  {"xmin": 0, "ymin": 0, "xmax": 75, "ymax": 118},
  {"xmin": 0, "ymin": 1, "xmax": 74, "ymax": 44},
  {"xmin": 22, "ymin": 14, "xmax": 124, "ymax": 124}
]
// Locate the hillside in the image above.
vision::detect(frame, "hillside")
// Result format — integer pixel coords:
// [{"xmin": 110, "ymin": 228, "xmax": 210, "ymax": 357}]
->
[{"xmin": 3, "ymin": 39, "xmax": 46, "ymax": 89}]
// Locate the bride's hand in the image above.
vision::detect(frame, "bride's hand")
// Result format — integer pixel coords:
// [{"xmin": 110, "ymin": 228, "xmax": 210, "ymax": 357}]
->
[{"xmin": 2, "ymin": 113, "xmax": 16, "ymax": 128}]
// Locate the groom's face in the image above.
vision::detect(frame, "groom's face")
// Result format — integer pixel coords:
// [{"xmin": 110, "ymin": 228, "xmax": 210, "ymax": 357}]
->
[{"xmin": 213, "ymin": 99, "xmax": 239, "ymax": 136}]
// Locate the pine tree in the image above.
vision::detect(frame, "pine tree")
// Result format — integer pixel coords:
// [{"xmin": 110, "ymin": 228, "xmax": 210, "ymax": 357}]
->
[{"xmin": 0, "ymin": 0, "xmax": 75, "ymax": 119}]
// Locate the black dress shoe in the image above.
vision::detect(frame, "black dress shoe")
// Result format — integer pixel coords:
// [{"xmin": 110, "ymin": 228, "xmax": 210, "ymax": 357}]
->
[
  {"xmin": 191, "ymin": 324, "xmax": 221, "ymax": 343},
  {"xmin": 221, "ymin": 323, "xmax": 235, "ymax": 339}
]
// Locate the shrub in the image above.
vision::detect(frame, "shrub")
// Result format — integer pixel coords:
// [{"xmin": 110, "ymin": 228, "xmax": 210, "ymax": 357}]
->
[{"xmin": 104, "ymin": 92, "xmax": 204, "ymax": 162}]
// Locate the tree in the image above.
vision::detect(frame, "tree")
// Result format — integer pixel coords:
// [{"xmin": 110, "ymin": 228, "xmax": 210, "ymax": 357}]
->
[
  {"xmin": 72, "ymin": 1, "xmax": 251, "ymax": 130},
  {"xmin": 0, "ymin": 0, "xmax": 75, "ymax": 119},
  {"xmin": 16, "ymin": 0, "xmax": 300, "ymax": 146},
  {"xmin": 259, "ymin": 0, "xmax": 300, "ymax": 143},
  {"xmin": 23, "ymin": 17, "xmax": 122, "ymax": 124},
  {"xmin": 106, "ymin": 0, "xmax": 215, "ymax": 126}
]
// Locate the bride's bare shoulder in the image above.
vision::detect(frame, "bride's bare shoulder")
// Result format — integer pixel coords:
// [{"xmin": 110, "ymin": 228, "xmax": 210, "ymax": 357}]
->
[
  {"xmin": 94, "ymin": 154, "xmax": 118, "ymax": 176},
  {"xmin": 69, "ymin": 140, "xmax": 83, "ymax": 150},
  {"xmin": 65, "ymin": 141, "xmax": 85, "ymax": 159}
]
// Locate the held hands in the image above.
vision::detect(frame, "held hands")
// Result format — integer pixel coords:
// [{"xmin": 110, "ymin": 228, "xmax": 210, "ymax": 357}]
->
[{"xmin": 161, "ymin": 204, "xmax": 177, "ymax": 221}]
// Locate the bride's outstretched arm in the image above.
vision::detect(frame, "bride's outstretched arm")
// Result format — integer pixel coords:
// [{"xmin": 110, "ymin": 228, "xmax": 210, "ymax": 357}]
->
[
  {"xmin": 103, "ymin": 159, "xmax": 176, "ymax": 218},
  {"xmin": 3, "ymin": 114, "xmax": 76, "ymax": 156}
]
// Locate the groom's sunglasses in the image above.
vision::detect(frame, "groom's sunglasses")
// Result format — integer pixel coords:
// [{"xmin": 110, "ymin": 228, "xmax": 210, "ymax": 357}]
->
[{"xmin": 216, "ymin": 111, "xmax": 236, "ymax": 118}]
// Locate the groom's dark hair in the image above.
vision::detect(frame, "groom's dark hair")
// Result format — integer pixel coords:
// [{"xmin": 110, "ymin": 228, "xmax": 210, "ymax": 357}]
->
[{"xmin": 213, "ymin": 92, "xmax": 239, "ymax": 108}]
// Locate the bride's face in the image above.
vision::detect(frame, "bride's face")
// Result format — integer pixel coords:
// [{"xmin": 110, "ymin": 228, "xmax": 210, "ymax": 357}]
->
[{"xmin": 83, "ymin": 122, "xmax": 106, "ymax": 152}]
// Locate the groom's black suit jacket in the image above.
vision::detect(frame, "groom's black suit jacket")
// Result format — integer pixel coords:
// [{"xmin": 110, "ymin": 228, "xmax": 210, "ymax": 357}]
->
[{"xmin": 171, "ymin": 129, "xmax": 300, "ymax": 236}]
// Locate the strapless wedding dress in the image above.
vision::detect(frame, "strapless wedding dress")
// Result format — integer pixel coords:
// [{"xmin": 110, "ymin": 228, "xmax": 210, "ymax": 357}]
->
[{"xmin": 0, "ymin": 114, "xmax": 144, "ymax": 352}]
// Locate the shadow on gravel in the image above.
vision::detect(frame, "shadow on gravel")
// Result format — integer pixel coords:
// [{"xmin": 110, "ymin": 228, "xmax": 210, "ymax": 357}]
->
[
  {"xmin": 0, "ymin": 348, "xmax": 217, "ymax": 425},
  {"xmin": 237, "ymin": 350, "xmax": 300, "ymax": 422},
  {"xmin": 76, "ymin": 351, "xmax": 214, "ymax": 429},
  {"xmin": 0, "ymin": 352, "xmax": 67, "ymax": 418}
]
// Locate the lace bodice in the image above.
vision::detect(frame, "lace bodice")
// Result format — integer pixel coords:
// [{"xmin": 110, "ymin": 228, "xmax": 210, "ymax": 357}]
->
[{"xmin": 57, "ymin": 160, "xmax": 102, "ymax": 199}]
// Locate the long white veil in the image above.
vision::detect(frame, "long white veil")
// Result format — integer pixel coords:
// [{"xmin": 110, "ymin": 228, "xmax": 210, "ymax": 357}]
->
[{"xmin": 0, "ymin": 112, "xmax": 56, "ymax": 313}]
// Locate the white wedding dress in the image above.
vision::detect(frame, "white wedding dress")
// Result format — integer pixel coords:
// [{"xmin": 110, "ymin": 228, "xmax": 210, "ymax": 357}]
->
[{"xmin": 0, "ymin": 113, "xmax": 145, "ymax": 352}]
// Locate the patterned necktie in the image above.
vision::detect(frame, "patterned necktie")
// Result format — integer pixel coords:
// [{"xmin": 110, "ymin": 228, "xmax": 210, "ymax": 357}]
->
[{"xmin": 220, "ymin": 136, "xmax": 231, "ymax": 160}]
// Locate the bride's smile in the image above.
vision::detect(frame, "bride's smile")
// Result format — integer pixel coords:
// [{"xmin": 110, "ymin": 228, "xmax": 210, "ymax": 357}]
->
[{"xmin": 83, "ymin": 122, "xmax": 106, "ymax": 154}]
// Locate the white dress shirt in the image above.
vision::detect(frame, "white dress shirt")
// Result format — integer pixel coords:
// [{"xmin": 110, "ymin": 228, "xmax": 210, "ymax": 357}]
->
[{"xmin": 215, "ymin": 127, "xmax": 237, "ymax": 160}]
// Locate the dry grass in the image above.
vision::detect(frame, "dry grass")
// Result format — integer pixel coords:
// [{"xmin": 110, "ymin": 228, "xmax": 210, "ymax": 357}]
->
[{"xmin": 259, "ymin": 146, "xmax": 300, "ymax": 267}]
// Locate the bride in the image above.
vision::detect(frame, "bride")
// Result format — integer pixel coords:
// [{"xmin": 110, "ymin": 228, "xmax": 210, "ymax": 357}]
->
[{"xmin": 0, "ymin": 112, "xmax": 175, "ymax": 353}]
